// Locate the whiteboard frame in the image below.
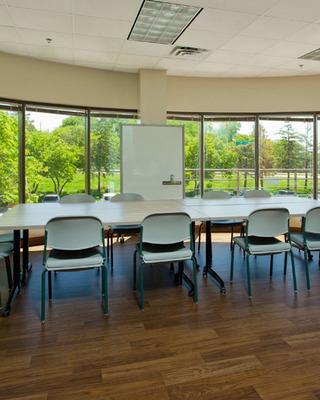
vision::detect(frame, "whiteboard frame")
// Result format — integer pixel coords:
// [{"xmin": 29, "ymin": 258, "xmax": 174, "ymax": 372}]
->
[{"xmin": 120, "ymin": 124, "xmax": 185, "ymax": 200}]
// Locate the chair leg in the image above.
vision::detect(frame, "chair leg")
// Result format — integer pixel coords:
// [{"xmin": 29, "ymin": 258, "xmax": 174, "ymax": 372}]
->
[
  {"xmin": 230, "ymin": 242, "xmax": 236, "ymax": 282},
  {"xmin": 245, "ymin": 253, "xmax": 252, "ymax": 299},
  {"xmin": 284, "ymin": 252, "xmax": 287, "ymax": 276},
  {"xmin": 140, "ymin": 262, "xmax": 145, "ymax": 311},
  {"xmin": 41, "ymin": 269, "xmax": 48, "ymax": 323},
  {"xmin": 107, "ymin": 228, "xmax": 111, "ymax": 259},
  {"xmin": 192, "ymin": 257, "xmax": 198, "ymax": 304},
  {"xmin": 198, "ymin": 222, "xmax": 203, "ymax": 252},
  {"xmin": 269, "ymin": 254, "xmax": 274, "ymax": 277},
  {"xmin": 133, "ymin": 250, "xmax": 137, "ymax": 291},
  {"xmin": 102, "ymin": 264, "xmax": 108, "ymax": 316},
  {"xmin": 110, "ymin": 232, "xmax": 114, "ymax": 270},
  {"xmin": 230, "ymin": 227, "xmax": 234, "ymax": 249},
  {"xmin": 290, "ymin": 250, "xmax": 297, "ymax": 292},
  {"xmin": 48, "ymin": 271, "xmax": 52, "ymax": 301},
  {"xmin": 303, "ymin": 249, "xmax": 311, "ymax": 291},
  {"xmin": 5, "ymin": 256, "xmax": 13, "ymax": 290}
]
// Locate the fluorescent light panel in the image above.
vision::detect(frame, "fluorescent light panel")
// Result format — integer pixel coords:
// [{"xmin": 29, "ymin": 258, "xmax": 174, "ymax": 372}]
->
[{"xmin": 128, "ymin": 0, "xmax": 202, "ymax": 45}]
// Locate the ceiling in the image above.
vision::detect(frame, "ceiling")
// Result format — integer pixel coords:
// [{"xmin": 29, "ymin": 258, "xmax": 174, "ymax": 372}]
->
[{"xmin": 2, "ymin": 0, "xmax": 320, "ymax": 78}]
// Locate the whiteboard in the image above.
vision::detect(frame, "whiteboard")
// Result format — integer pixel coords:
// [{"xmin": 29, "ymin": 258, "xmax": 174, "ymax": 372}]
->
[{"xmin": 121, "ymin": 124, "xmax": 184, "ymax": 200}]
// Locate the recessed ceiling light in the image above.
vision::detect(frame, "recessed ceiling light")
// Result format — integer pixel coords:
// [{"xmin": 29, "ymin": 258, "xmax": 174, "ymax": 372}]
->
[{"xmin": 128, "ymin": 0, "xmax": 203, "ymax": 45}]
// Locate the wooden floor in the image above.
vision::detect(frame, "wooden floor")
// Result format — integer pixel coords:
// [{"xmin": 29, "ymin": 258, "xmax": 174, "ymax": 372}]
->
[{"xmin": 1, "ymin": 232, "xmax": 320, "ymax": 400}]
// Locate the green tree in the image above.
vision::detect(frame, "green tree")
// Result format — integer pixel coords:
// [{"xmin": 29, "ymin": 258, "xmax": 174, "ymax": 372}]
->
[
  {"xmin": 91, "ymin": 118, "xmax": 120, "ymax": 195},
  {"xmin": 274, "ymin": 123, "xmax": 300, "ymax": 189},
  {"xmin": 0, "ymin": 110, "xmax": 19, "ymax": 206}
]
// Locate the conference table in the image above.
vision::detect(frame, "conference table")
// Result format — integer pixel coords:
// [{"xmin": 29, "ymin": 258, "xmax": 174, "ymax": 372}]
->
[{"xmin": 0, "ymin": 195, "xmax": 319, "ymax": 316}]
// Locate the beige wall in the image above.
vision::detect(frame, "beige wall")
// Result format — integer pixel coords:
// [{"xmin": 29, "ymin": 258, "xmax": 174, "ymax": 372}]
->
[
  {"xmin": 0, "ymin": 52, "xmax": 138, "ymax": 109},
  {"xmin": 167, "ymin": 75, "xmax": 320, "ymax": 113},
  {"xmin": 2, "ymin": 51, "xmax": 320, "ymax": 115}
]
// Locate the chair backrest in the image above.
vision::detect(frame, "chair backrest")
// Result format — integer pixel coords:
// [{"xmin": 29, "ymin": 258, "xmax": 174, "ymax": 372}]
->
[
  {"xmin": 247, "ymin": 208, "xmax": 289, "ymax": 237},
  {"xmin": 305, "ymin": 207, "xmax": 320, "ymax": 234},
  {"xmin": 244, "ymin": 190, "xmax": 271, "ymax": 198},
  {"xmin": 59, "ymin": 193, "xmax": 96, "ymax": 203},
  {"xmin": 203, "ymin": 191, "xmax": 231, "ymax": 200},
  {"xmin": 110, "ymin": 193, "xmax": 145, "ymax": 202},
  {"xmin": 141, "ymin": 212, "xmax": 191, "ymax": 245},
  {"xmin": 45, "ymin": 216, "xmax": 103, "ymax": 250}
]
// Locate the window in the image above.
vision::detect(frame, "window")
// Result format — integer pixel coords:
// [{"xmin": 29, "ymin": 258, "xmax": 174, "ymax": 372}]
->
[
  {"xmin": 0, "ymin": 102, "xmax": 20, "ymax": 207},
  {"xmin": 90, "ymin": 111, "xmax": 139, "ymax": 200},
  {"xmin": 203, "ymin": 116, "xmax": 255, "ymax": 195},
  {"xmin": 259, "ymin": 115, "xmax": 313, "ymax": 196},
  {"xmin": 167, "ymin": 114, "xmax": 200, "ymax": 198},
  {"xmin": 25, "ymin": 106, "xmax": 86, "ymax": 202}
]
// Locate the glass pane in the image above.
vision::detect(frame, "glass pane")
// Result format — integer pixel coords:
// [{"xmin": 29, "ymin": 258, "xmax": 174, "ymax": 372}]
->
[
  {"xmin": 25, "ymin": 108, "xmax": 86, "ymax": 203},
  {"xmin": 167, "ymin": 115, "xmax": 200, "ymax": 198},
  {"xmin": 203, "ymin": 117, "xmax": 255, "ymax": 195},
  {"xmin": 259, "ymin": 116, "xmax": 313, "ymax": 197},
  {"xmin": 0, "ymin": 103, "xmax": 19, "ymax": 208},
  {"xmin": 90, "ymin": 113, "xmax": 138, "ymax": 201}
]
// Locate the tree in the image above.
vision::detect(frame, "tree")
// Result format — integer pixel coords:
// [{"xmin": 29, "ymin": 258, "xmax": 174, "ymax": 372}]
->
[
  {"xmin": 90, "ymin": 118, "xmax": 120, "ymax": 195},
  {"xmin": 274, "ymin": 123, "xmax": 300, "ymax": 189},
  {"xmin": 0, "ymin": 110, "xmax": 19, "ymax": 206},
  {"xmin": 259, "ymin": 125, "xmax": 274, "ymax": 188}
]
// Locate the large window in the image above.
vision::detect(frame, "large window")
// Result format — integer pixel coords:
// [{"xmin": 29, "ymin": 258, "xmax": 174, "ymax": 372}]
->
[
  {"xmin": 25, "ymin": 106, "xmax": 86, "ymax": 203},
  {"xmin": 90, "ymin": 111, "xmax": 139, "ymax": 200},
  {"xmin": 167, "ymin": 114, "xmax": 200, "ymax": 198},
  {"xmin": 0, "ymin": 102, "xmax": 20, "ymax": 207},
  {"xmin": 259, "ymin": 115, "xmax": 313, "ymax": 196},
  {"xmin": 203, "ymin": 116, "xmax": 255, "ymax": 195}
]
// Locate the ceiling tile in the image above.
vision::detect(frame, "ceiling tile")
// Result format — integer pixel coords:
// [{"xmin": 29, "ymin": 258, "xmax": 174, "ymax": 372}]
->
[
  {"xmin": 6, "ymin": 0, "xmax": 72, "ymax": 13},
  {"xmin": 116, "ymin": 53, "xmax": 160, "ymax": 68},
  {"xmin": 193, "ymin": 61, "xmax": 235, "ymax": 73},
  {"xmin": 73, "ymin": 49, "xmax": 118, "ymax": 64},
  {"xmin": 8, "ymin": 7, "xmax": 73, "ymax": 32},
  {"xmin": 240, "ymin": 16, "xmax": 308, "ymax": 40},
  {"xmin": 190, "ymin": 8, "xmax": 257, "ymax": 34},
  {"xmin": 206, "ymin": 49, "xmax": 252, "ymax": 64},
  {"xmin": 242, "ymin": 54, "xmax": 292, "ymax": 68},
  {"xmin": 206, "ymin": 0, "xmax": 280, "ymax": 15},
  {"xmin": 176, "ymin": 29, "xmax": 233, "ymax": 51},
  {"xmin": 25, "ymin": 44, "xmax": 73, "ymax": 61},
  {"xmin": 286, "ymin": 24, "xmax": 320, "ymax": 44},
  {"xmin": 73, "ymin": 35, "xmax": 123, "ymax": 52},
  {"xmin": 222, "ymin": 64, "xmax": 270, "ymax": 77},
  {"xmin": 0, "ymin": 26, "xmax": 21, "ymax": 42},
  {"xmin": 74, "ymin": 15, "xmax": 131, "ymax": 39},
  {"xmin": 19, "ymin": 28, "xmax": 73, "ymax": 47},
  {"xmin": 0, "ymin": 42, "xmax": 27, "ymax": 55},
  {"xmin": 156, "ymin": 57, "xmax": 200, "ymax": 70},
  {"xmin": 262, "ymin": 41, "xmax": 317, "ymax": 58},
  {"xmin": 74, "ymin": 0, "xmax": 141, "ymax": 22},
  {"xmin": 120, "ymin": 40, "xmax": 170, "ymax": 57},
  {"xmin": 221, "ymin": 36, "xmax": 278, "ymax": 53},
  {"xmin": 266, "ymin": 0, "xmax": 320, "ymax": 23},
  {"xmin": 0, "ymin": 5, "xmax": 14, "ymax": 26}
]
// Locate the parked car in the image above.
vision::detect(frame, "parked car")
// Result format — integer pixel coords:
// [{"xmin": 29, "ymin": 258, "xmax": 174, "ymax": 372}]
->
[
  {"xmin": 274, "ymin": 190, "xmax": 295, "ymax": 196},
  {"xmin": 42, "ymin": 194, "xmax": 60, "ymax": 203}
]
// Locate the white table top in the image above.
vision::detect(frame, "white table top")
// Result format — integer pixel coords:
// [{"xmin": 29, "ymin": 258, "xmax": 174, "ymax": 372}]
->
[{"xmin": 0, "ymin": 196, "xmax": 319, "ymax": 231}]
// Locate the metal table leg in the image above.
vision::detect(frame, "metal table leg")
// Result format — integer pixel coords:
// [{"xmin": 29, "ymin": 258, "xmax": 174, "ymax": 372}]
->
[{"xmin": 203, "ymin": 220, "xmax": 226, "ymax": 293}]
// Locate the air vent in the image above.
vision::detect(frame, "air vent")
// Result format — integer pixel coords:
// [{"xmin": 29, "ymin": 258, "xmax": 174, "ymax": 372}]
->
[
  {"xmin": 299, "ymin": 48, "xmax": 320, "ymax": 61},
  {"xmin": 171, "ymin": 46, "xmax": 208, "ymax": 58}
]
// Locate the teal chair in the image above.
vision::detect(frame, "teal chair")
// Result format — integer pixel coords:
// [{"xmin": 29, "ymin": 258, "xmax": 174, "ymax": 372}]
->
[
  {"xmin": 41, "ymin": 216, "xmax": 107, "ymax": 322},
  {"xmin": 0, "ymin": 242, "xmax": 14, "ymax": 309},
  {"xmin": 133, "ymin": 212, "xmax": 198, "ymax": 311},
  {"xmin": 290, "ymin": 207, "xmax": 320, "ymax": 291},
  {"xmin": 230, "ymin": 208, "xmax": 297, "ymax": 298}
]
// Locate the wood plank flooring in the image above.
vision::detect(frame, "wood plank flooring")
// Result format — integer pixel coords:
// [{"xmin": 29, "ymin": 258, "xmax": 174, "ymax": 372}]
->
[{"xmin": 0, "ymin": 232, "xmax": 320, "ymax": 400}]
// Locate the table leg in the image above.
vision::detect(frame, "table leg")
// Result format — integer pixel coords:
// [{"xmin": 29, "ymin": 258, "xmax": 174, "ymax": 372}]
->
[
  {"xmin": 21, "ymin": 229, "xmax": 32, "ymax": 284},
  {"xmin": 203, "ymin": 221, "xmax": 226, "ymax": 293},
  {"xmin": 2, "ymin": 230, "xmax": 21, "ymax": 317}
]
